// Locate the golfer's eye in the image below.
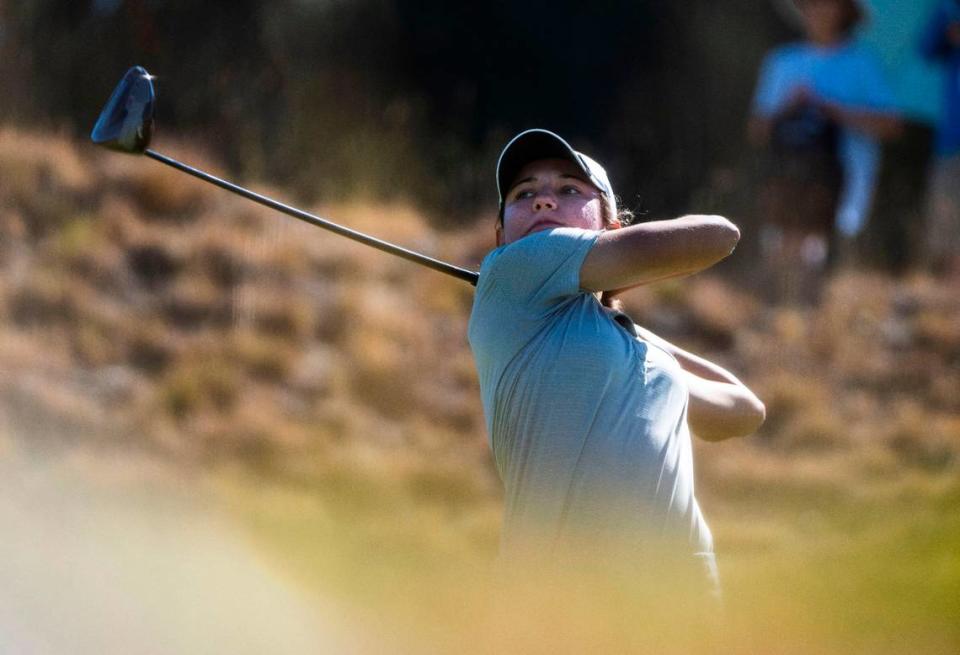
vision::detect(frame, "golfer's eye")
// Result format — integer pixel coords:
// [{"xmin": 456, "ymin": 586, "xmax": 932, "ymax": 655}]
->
[
  {"xmin": 560, "ymin": 185, "xmax": 581, "ymax": 195},
  {"xmin": 513, "ymin": 189, "xmax": 535, "ymax": 200}
]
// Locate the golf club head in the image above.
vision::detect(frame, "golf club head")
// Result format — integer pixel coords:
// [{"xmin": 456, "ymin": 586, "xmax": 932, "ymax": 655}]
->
[{"xmin": 90, "ymin": 65, "xmax": 155, "ymax": 154}]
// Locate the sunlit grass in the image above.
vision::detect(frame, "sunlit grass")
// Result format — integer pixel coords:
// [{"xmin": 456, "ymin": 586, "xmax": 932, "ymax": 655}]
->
[{"xmin": 212, "ymin": 463, "xmax": 960, "ymax": 655}]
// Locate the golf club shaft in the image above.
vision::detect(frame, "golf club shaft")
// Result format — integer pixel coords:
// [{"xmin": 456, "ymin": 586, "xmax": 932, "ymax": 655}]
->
[{"xmin": 144, "ymin": 149, "xmax": 479, "ymax": 286}]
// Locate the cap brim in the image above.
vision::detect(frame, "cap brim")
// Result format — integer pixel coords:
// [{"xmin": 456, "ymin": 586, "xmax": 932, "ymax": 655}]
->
[{"xmin": 496, "ymin": 129, "xmax": 586, "ymax": 204}]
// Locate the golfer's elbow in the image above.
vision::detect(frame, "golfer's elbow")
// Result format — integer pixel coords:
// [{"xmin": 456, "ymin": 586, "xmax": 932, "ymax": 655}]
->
[
  {"xmin": 716, "ymin": 215, "xmax": 741, "ymax": 254},
  {"xmin": 743, "ymin": 394, "xmax": 766, "ymax": 434},
  {"xmin": 735, "ymin": 393, "xmax": 766, "ymax": 439},
  {"xmin": 691, "ymin": 214, "xmax": 740, "ymax": 261}
]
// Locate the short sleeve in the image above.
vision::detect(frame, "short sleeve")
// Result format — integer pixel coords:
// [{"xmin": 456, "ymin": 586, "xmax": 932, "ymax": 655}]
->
[
  {"xmin": 468, "ymin": 228, "xmax": 601, "ymax": 387},
  {"xmin": 853, "ymin": 50, "xmax": 899, "ymax": 112},
  {"xmin": 476, "ymin": 227, "xmax": 601, "ymax": 312}
]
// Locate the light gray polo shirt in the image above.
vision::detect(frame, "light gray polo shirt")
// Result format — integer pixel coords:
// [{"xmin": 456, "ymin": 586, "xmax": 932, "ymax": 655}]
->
[{"xmin": 468, "ymin": 227, "xmax": 714, "ymax": 573}]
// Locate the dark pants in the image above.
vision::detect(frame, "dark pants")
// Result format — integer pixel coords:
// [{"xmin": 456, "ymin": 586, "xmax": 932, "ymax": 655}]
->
[{"xmin": 864, "ymin": 121, "xmax": 935, "ymax": 273}]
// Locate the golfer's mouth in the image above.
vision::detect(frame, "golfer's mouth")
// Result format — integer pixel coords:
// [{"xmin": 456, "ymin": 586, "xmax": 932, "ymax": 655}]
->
[{"xmin": 526, "ymin": 218, "xmax": 567, "ymax": 234}]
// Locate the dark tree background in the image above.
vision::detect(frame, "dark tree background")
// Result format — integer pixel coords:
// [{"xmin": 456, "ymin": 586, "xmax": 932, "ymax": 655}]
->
[{"xmin": 0, "ymin": 0, "xmax": 793, "ymax": 223}]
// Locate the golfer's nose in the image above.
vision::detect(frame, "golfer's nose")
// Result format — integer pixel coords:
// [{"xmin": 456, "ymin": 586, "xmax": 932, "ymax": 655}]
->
[{"xmin": 533, "ymin": 192, "xmax": 557, "ymax": 212}]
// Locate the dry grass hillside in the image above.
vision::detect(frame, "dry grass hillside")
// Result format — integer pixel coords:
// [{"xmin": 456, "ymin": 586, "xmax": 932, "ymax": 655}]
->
[{"xmin": 1, "ymin": 126, "xmax": 958, "ymax": 653}]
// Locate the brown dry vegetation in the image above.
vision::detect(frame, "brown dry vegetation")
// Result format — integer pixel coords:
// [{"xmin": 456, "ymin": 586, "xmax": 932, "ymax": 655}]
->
[{"xmin": 1, "ymin": 126, "xmax": 958, "ymax": 653}]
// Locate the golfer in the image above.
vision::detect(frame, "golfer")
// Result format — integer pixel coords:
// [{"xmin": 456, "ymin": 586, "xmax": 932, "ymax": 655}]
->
[{"xmin": 468, "ymin": 129, "xmax": 766, "ymax": 603}]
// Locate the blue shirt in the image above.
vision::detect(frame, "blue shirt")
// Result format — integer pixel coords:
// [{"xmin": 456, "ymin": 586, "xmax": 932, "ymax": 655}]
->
[
  {"xmin": 468, "ymin": 228, "xmax": 714, "ymax": 567},
  {"xmin": 920, "ymin": 0, "xmax": 960, "ymax": 155},
  {"xmin": 753, "ymin": 40, "xmax": 899, "ymax": 235}
]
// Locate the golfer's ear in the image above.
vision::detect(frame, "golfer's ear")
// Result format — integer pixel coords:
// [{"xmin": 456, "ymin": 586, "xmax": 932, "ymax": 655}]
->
[{"xmin": 495, "ymin": 221, "xmax": 504, "ymax": 247}]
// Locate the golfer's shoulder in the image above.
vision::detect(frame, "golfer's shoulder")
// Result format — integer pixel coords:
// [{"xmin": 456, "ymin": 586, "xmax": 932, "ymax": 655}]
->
[
  {"xmin": 481, "ymin": 228, "xmax": 599, "ymax": 279},
  {"xmin": 473, "ymin": 228, "xmax": 599, "ymax": 309}
]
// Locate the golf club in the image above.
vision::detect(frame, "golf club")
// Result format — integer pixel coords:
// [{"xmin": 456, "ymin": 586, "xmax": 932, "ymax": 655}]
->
[{"xmin": 90, "ymin": 66, "xmax": 480, "ymax": 286}]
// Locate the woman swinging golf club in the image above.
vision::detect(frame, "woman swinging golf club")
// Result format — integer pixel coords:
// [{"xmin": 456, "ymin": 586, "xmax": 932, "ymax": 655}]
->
[
  {"xmin": 468, "ymin": 130, "xmax": 766, "ymax": 607},
  {"xmin": 91, "ymin": 66, "xmax": 765, "ymax": 611}
]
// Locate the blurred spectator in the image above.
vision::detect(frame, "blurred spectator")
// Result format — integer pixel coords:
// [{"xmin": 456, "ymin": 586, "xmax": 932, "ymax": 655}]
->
[
  {"xmin": 749, "ymin": 0, "xmax": 902, "ymax": 302},
  {"xmin": 920, "ymin": 0, "xmax": 960, "ymax": 278},
  {"xmin": 858, "ymin": 0, "xmax": 940, "ymax": 274}
]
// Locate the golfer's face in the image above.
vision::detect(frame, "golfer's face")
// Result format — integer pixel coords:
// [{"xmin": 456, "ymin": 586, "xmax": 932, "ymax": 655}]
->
[{"xmin": 500, "ymin": 158, "xmax": 604, "ymax": 245}]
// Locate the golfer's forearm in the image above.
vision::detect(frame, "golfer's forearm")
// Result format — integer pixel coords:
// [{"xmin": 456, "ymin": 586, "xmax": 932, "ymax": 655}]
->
[
  {"xmin": 581, "ymin": 215, "xmax": 739, "ymax": 292},
  {"xmin": 606, "ymin": 268, "xmax": 697, "ymax": 297},
  {"xmin": 673, "ymin": 349, "xmax": 740, "ymax": 385},
  {"xmin": 634, "ymin": 326, "xmax": 738, "ymax": 384},
  {"xmin": 685, "ymin": 375, "xmax": 766, "ymax": 441},
  {"xmin": 635, "ymin": 325, "xmax": 765, "ymax": 439}
]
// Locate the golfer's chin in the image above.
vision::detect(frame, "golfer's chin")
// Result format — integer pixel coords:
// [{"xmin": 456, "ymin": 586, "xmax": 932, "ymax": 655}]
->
[{"xmin": 507, "ymin": 221, "xmax": 568, "ymax": 243}]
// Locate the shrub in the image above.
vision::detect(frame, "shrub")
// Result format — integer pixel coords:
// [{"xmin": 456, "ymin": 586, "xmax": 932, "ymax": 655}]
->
[
  {"xmin": 162, "ymin": 278, "xmax": 232, "ymax": 331},
  {"xmin": 684, "ymin": 276, "xmax": 760, "ymax": 348},
  {"xmin": 753, "ymin": 372, "xmax": 829, "ymax": 447},
  {"xmin": 127, "ymin": 321, "xmax": 176, "ymax": 374},
  {"xmin": 158, "ymin": 359, "xmax": 241, "ymax": 419},
  {"xmin": 127, "ymin": 165, "xmax": 208, "ymax": 219},
  {"xmin": 913, "ymin": 310, "xmax": 960, "ymax": 357},
  {"xmin": 197, "ymin": 242, "xmax": 245, "ymax": 288},
  {"xmin": 228, "ymin": 331, "xmax": 298, "ymax": 382},
  {"xmin": 72, "ymin": 321, "xmax": 123, "ymax": 367},
  {"xmin": 251, "ymin": 296, "xmax": 315, "ymax": 341},
  {"xmin": 126, "ymin": 242, "xmax": 182, "ymax": 289},
  {"xmin": 6, "ymin": 271, "xmax": 82, "ymax": 328},
  {"xmin": 780, "ymin": 408, "xmax": 848, "ymax": 453},
  {"xmin": 886, "ymin": 406, "xmax": 958, "ymax": 473},
  {"xmin": 0, "ymin": 130, "xmax": 93, "ymax": 239}
]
